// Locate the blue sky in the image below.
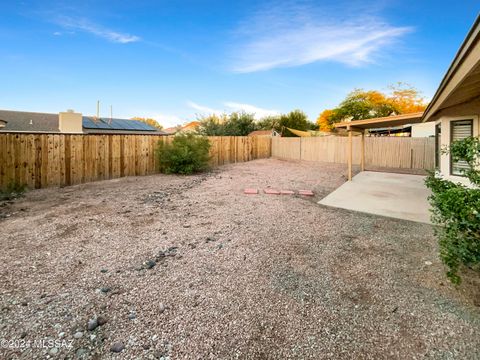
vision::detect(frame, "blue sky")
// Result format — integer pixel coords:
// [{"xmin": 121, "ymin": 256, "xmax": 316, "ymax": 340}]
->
[{"xmin": 0, "ymin": 1, "xmax": 478, "ymax": 127}]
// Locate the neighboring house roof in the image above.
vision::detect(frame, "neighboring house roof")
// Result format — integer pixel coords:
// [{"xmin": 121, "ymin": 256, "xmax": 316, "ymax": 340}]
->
[
  {"xmin": 423, "ymin": 15, "xmax": 480, "ymax": 121},
  {"xmin": 163, "ymin": 126, "xmax": 181, "ymax": 135},
  {"xmin": 182, "ymin": 121, "xmax": 200, "ymax": 130},
  {"xmin": 163, "ymin": 121, "xmax": 200, "ymax": 135},
  {"xmin": 248, "ymin": 130, "xmax": 272, "ymax": 136},
  {"xmin": 0, "ymin": 109, "xmax": 166, "ymax": 134},
  {"xmin": 0, "ymin": 110, "xmax": 60, "ymax": 132}
]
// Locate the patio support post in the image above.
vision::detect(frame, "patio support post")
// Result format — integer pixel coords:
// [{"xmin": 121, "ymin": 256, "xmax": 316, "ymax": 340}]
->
[
  {"xmin": 348, "ymin": 126, "xmax": 353, "ymax": 181},
  {"xmin": 360, "ymin": 131, "xmax": 365, "ymax": 172}
]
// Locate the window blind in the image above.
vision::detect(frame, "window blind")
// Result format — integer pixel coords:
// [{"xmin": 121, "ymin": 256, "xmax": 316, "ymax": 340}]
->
[{"xmin": 451, "ymin": 120, "xmax": 473, "ymax": 176}]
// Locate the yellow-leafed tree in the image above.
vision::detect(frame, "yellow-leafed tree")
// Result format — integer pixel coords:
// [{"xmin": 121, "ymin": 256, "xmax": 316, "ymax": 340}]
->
[
  {"xmin": 131, "ymin": 117, "xmax": 163, "ymax": 130},
  {"xmin": 316, "ymin": 109, "xmax": 334, "ymax": 132}
]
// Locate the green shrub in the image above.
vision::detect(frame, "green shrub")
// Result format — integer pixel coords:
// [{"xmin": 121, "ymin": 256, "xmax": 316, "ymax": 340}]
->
[
  {"xmin": 425, "ymin": 136, "xmax": 480, "ymax": 284},
  {"xmin": 0, "ymin": 181, "xmax": 27, "ymax": 201},
  {"xmin": 157, "ymin": 133, "xmax": 211, "ymax": 174}
]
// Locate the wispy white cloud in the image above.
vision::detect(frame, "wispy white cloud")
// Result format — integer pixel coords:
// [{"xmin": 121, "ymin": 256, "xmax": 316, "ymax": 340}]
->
[
  {"xmin": 186, "ymin": 101, "xmax": 223, "ymax": 116},
  {"xmin": 223, "ymin": 102, "xmax": 279, "ymax": 119},
  {"xmin": 231, "ymin": 2, "xmax": 412, "ymax": 72},
  {"xmin": 187, "ymin": 100, "xmax": 279, "ymax": 119},
  {"xmin": 55, "ymin": 16, "xmax": 140, "ymax": 44}
]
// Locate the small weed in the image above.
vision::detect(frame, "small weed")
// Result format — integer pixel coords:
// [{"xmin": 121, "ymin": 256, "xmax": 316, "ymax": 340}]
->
[{"xmin": 0, "ymin": 182, "xmax": 27, "ymax": 201}]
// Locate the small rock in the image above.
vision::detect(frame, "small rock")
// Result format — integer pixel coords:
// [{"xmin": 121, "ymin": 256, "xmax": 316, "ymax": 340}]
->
[
  {"xmin": 100, "ymin": 269, "xmax": 108, "ymax": 273},
  {"xmin": 183, "ymin": 224, "xmax": 191, "ymax": 228},
  {"xmin": 76, "ymin": 348, "xmax": 88, "ymax": 358},
  {"xmin": 143, "ymin": 260, "xmax": 156, "ymax": 269},
  {"xmin": 100, "ymin": 287, "xmax": 111, "ymax": 294},
  {"xmin": 90, "ymin": 334, "xmax": 96, "ymax": 341},
  {"xmin": 154, "ymin": 350, "xmax": 165, "ymax": 359},
  {"xmin": 159, "ymin": 303, "xmax": 166, "ymax": 314},
  {"xmin": 87, "ymin": 319, "xmax": 98, "ymax": 331},
  {"xmin": 49, "ymin": 347, "xmax": 59, "ymax": 355},
  {"xmin": 128, "ymin": 313, "xmax": 136, "ymax": 320},
  {"xmin": 425, "ymin": 261, "xmax": 433, "ymax": 266},
  {"xmin": 21, "ymin": 301, "xmax": 28, "ymax": 306},
  {"xmin": 97, "ymin": 316, "xmax": 107, "ymax": 326},
  {"xmin": 20, "ymin": 331, "xmax": 27, "ymax": 339},
  {"xmin": 110, "ymin": 342, "xmax": 125, "ymax": 353},
  {"xmin": 74, "ymin": 331, "xmax": 83, "ymax": 339},
  {"xmin": 59, "ymin": 332, "xmax": 65, "ymax": 338},
  {"xmin": 205, "ymin": 237, "xmax": 215, "ymax": 243}
]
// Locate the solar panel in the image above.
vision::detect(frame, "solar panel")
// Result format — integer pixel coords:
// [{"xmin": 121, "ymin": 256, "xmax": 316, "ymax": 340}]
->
[
  {"xmin": 82, "ymin": 117, "xmax": 100, "ymax": 129},
  {"xmin": 82, "ymin": 117, "xmax": 159, "ymax": 132}
]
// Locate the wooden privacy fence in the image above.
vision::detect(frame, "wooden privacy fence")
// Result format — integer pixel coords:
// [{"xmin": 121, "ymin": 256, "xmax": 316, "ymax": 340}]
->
[
  {"xmin": 0, "ymin": 134, "xmax": 271, "ymax": 190},
  {"xmin": 272, "ymin": 136, "xmax": 435, "ymax": 170}
]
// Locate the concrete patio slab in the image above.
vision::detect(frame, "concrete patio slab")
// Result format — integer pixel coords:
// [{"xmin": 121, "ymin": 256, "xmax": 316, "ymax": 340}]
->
[{"xmin": 318, "ymin": 171, "xmax": 432, "ymax": 224}]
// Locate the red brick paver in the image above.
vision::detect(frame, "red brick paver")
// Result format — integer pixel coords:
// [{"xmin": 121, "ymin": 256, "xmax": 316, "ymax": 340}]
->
[
  {"xmin": 298, "ymin": 190, "xmax": 314, "ymax": 196},
  {"xmin": 264, "ymin": 189, "xmax": 281, "ymax": 195},
  {"xmin": 244, "ymin": 188, "xmax": 258, "ymax": 195}
]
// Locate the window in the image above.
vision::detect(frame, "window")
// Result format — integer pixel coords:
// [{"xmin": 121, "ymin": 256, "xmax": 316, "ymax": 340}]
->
[{"xmin": 450, "ymin": 119, "xmax": 473, "ymax": 176}]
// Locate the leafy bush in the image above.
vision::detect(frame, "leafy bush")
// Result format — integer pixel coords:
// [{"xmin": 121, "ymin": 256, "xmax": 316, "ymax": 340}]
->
[
  {"xmin": 196, "ymin": 110, "xmax": 317, "ymax": 137},
  {"xmin": 425, "ymin": 136, "xmax": 480, "ymax": 284},
  {"xmin": 156, "ymin": 133, "xmax": 211, "ymax": 174},
  {"xmin": 0, "ymin": 181, "xmax": 27, "ymax": 201}
]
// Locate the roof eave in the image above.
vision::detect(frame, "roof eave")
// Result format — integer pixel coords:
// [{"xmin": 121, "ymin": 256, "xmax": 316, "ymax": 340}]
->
[{"xmin": 422, "ymin": 14, "xmax": 480, "ymax": 122}]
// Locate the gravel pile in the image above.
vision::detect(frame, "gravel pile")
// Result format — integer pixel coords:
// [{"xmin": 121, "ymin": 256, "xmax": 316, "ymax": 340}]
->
[{"xmin": 0, "ymin": 158, "xmax": 479, "ymax": 359}]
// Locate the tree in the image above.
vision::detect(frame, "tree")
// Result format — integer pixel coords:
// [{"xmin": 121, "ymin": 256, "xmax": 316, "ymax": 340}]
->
[
  {"xmin": 257, "ymin": 115, "xmax": 281, "ymax": 131},
  {"xmin": 223, "ymin": 112, "xmax": 257, "ymax": 136},
  {"xmin": 317, "ymin": 84, "xmax": 428, "ymax": 129},
  {"xmin": 388, "ymin": 82, "xmax": 427, "ymax": 114},
  {"xmin": 279, "ymin": 110, "xmax": 314, "ymax": 137},
  {"xmin": 131, "ymin": 117, "xmax": 163, "ymax": 130},
  {"xmin": 196, "ymin": 114, "xmax": 228, "ymax": 136},
  {"xmin": 316, "ymin": 109, "xmax": 334, "ymax": 132}
]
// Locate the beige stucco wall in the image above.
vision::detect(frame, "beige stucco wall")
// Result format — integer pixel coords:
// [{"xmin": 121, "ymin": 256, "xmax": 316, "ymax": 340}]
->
[
  {"xmin": 59, "ymin": 112, "xmax": 83, "ymax": 133},
  {"xmin": 411, "ymin": 122, "xmax": 435, "ymax": 137}
]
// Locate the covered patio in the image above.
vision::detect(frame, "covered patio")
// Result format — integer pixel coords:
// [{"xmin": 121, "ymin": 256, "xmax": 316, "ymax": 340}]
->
[
  {"xmin": 322, "ymin": 112, "xmax": 432, "ymax": 224},
  {"xmin": 334, "ymin": 112, "xmax": 425, "ymax": 180}
]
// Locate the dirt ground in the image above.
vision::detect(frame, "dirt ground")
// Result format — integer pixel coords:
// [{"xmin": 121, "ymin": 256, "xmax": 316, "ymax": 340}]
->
[{"xmin": 0, "ymin": 158, "xmax": 479, "ymax": 359}]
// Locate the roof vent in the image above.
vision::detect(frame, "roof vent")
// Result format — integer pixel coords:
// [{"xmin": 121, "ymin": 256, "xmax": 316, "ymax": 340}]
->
[
  {"xmin": 67, "ymin": 109, "xmax": 75, "ymax": 113},
  {"xmin": 29, "ymin": 119, "xmax": 33, "ymax": 125}
]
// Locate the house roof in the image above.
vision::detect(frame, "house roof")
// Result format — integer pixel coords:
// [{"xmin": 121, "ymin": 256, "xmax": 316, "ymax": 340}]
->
[
  {"xmin": 0, "ymin": 109, "xmax": 166, "ymax": 134},
  {"xmin": 163, "ymin": 121, "xmax": 200, "ymax": 135},
  {"xmin": 248, "ymin": 130, "xmax": 272, "ymax": 136},
  {"xmin": 163, "ymin": 126, "xmax": 181, "ymax": 134},
  {"xmin": 0, "ymin": 109, "xmax": 60, "ymax": 132},
  {"xmin": 423, "ymin": 15, "xmax": 480, "ymax": 121},
  {"xmin": 183, "ymin": 121, "xmax": 200, "ymax": 129},
  {"xmin": 334, "ymin": 112, "xmax": 424, "ymax": 130}
]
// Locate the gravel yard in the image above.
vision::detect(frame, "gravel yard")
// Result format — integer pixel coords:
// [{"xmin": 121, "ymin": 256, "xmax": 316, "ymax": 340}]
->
[{"xmin": 0, "ymin": 158, "xmax": 479, "ymax": 359}]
